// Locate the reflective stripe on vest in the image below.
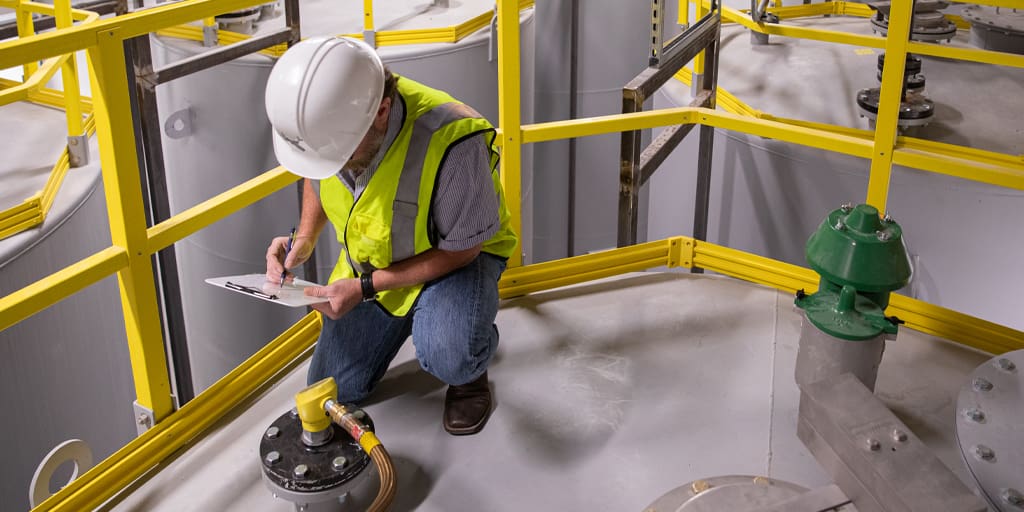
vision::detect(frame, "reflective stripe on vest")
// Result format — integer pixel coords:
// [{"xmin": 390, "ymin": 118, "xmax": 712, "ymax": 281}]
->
[{"xmin": 390, "ymin": 101, "xmax": 483, "ymax": 265}]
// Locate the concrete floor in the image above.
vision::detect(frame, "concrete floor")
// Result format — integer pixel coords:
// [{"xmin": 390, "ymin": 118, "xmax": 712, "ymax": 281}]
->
[{"xmin": 105, "ymin": 272, "xmax": 990, "ymax": 511}]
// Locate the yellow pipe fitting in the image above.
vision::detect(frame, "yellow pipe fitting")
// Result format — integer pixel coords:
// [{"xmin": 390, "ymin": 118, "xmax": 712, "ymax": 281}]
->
[{"xmin": 293, "ymin": 377, "xmax": 336, "ymax": 434}]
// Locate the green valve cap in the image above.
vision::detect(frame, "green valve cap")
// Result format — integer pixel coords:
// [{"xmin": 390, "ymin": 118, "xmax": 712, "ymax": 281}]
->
[
  {"xmin": 797, "ymin": 204, "xmax": 911, "ymax": 341},
  {"xmin": 806, "ymin": 204, "xmax": 911, "ymax": 293}
]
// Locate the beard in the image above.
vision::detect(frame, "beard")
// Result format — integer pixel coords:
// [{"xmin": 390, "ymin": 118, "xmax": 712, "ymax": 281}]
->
[{"xmin": 345, "ymin": 121, "xmax": 387, "ymax": 174}]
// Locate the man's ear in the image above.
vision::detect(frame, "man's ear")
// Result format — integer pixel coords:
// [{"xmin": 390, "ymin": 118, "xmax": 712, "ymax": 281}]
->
[{"xmin": 377, "ymin": 96, "xmax": 391, "ymax": 121}]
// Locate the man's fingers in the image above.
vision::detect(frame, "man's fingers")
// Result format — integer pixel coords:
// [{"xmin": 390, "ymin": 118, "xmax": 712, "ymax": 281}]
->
[
  {"xmin": 304, "ymin": 285, "xmax": 329, "ymax": 297},
  {"xmin": 265, "ymin": 236, "xmax": 289, "ymax": 277}
]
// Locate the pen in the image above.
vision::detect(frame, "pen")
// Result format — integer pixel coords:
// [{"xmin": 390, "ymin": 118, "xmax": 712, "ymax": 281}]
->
[
  {"xmin": 281, "ymin": 227, "xmax": 296, "ymax": 285},
  {"xmin": 225, "ymin": 281, "xmax": 279, "ymax": 300}
]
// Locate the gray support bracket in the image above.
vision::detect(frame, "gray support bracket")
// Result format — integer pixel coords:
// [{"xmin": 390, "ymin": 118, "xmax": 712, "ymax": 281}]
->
[
  {"xmin": 202, "ymin": 24, "xmax": 218, "ymax": 47},
  {"xmin": 133, "ymin": 400, "xmax": 156, "ymax": 435},
  {"xmin": 67, "ymin": 134, "xmax": 89, "ymax": 167},
  {"xmin": 691, "ymin": 71, "xmax": 703, "ymax": 97},
  {"xmin": 363, "ymin": 29, "xmax": 376, "ymax": 48},
  {"xmin": 798, "ymin": 373, "xmax": 988, "ymax": 512}
]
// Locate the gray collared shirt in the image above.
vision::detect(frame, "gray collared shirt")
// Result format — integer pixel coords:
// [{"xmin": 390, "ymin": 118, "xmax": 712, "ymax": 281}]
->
[{"xmin": 317, "ymin": 91, "xmax": 500, "ymax": 253}]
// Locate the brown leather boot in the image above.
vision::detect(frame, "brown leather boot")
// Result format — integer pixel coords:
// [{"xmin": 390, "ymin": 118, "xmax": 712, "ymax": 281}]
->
[{"xmin": 443, "ymin": 371, "xmax": 492, "ymax": 435}]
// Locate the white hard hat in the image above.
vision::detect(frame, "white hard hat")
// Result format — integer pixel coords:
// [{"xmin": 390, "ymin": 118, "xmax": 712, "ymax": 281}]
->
[{"xmin": 265, "ymin": 36, "xmax": 385, "ymax": 179}]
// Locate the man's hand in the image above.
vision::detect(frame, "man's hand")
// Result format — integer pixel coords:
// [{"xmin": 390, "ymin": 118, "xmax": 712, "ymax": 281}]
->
[
  {"xmin": 266, "ymin": 235, "xmax": 315, "ymax": 284},
  {"xmin": 305, "ymin": 278, "xmax": 362, "ymax": 320}
]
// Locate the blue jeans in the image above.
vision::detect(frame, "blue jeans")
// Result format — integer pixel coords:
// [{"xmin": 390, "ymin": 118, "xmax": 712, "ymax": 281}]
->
[{"xmin": 307, "ymin": 252, "xmax": 507, "ymax": 403}]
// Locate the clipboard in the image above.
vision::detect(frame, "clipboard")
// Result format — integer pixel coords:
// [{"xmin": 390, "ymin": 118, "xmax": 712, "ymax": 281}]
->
[{"xmin": 205, "ymin": 274, "xmax": 330, "ymax": 307}]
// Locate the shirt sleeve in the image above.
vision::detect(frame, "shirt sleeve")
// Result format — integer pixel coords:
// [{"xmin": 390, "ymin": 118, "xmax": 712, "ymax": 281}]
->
[{"xmin": 432, "ymin": 133, "xmax": 500, "ymax": 251}]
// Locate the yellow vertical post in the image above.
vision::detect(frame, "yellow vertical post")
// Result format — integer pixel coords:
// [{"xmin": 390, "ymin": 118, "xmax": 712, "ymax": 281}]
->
[
  {"xmin": 87, "ymin": 29, "xmax": 174, "ymax": 424},
  {"xmin": 363, "ymin": 0, "xmax": 374, "ymax": 32},
  {"xmin": 694, "ymin": 0, "xmax": 709, "ymax": 75},
  {"xmin": 497, "ymin": 0, "xmax": 522, "ymax": 267},
  {"xmin": 54, "ymin": 0, "xmax": 84, "ymax": 137},
  {"xmin": 16, "ymin": 0, "xmax": 39, "ymax": 79},
  {"xmin": 678, "ymin": 0, "xmax": 689, "ymax": 27},
  {"xmin": 865, "ymin": 0, "xmax": 914, "ymax": 211}
]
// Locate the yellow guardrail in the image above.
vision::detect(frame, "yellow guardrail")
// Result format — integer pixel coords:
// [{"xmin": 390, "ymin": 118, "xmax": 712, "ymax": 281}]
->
[
  {"xmin": 156, "ymin": 0, "xmax": 534, "ymax": 56},
  {"xmin": 0, "ymin": 0, "xmax": 1022, "ymax": 510},
  {"xmin": 0, "ymin": 0, "xmax": 98, "ymax": 241},
  {"xmin": 671, "ymin": 68, "xmax": 1024, "ymax": 192},
  {"xmin": 718, "ymin": 0, "xmax": 1024, "ymax": 69}
]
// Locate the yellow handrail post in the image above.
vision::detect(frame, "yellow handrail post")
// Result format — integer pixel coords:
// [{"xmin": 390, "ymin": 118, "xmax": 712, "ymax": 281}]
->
[
  {"xmin": 693, "ymin": 0, "xmax": 709, "ymax": 85},
  {"xmin": 87, "ymin": 28, "xmax": 175, "ymax": 426},
  {"xmin": 16, "ymin": 0, "xmax": 39, "ymax": 79},
  {"xmin": 363, "ymin": 0, "xmax": 376, "ymax": 47},
  {"xmin": 497, "ymin": 0, "xmax": 522, "ymax": 267},
  {"xmin": 679, "ymin": 0, "xmax": 689, "ymax": 28},
  {"xmin": 54, "ymin": 0, "xmax": 86, "ymax": 166},
  {"xmin": 865, "ymin": 0, "xmax": 914, "ymax": 212}
]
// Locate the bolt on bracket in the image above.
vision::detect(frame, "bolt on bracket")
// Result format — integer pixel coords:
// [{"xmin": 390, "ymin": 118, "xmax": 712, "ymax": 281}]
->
[{"xmin": 67, "ymin": 134, "xmax": 89, "ymax": 167}]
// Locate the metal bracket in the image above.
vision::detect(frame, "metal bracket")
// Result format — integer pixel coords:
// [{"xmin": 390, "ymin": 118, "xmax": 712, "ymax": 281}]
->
[
  {"xmin": 798, "ymin": 373, "xmax": 988, "ymax": 512},
  {"xmin": 164, "ymin": 107, "xmax": 194, "ymax": 139},
  {"xmin": 202, "ymin": 24, "xmax": 218, "ymax": 47},
  {"xmin": 67, "ymin": 134, "xmax": 89, "ymax": 167},
  {"xmin": 363, "ymin": 29, "xmax": 376, "ymax": 48},
  {"xmin": 691, "ymin": 72, "xmax": 704, "ymax": 98},
  {"xmin": 133, "ymin": 401, "xmax": 156, "ymax": 435},
  {"xmin": 488, "ymin": 11, "xmax": 498, "ymax": 62},
  {"xmin": 650, "ymin": 0, "xmax": 666, "ymax": 66}
]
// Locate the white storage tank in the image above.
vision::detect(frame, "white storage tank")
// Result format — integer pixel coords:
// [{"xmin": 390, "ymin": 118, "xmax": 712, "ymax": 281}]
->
[
  {"xmin": 531, "ymin": 0, "xmax": 654, "ymax": 261},
  {"xmin": 647, "ymin": 10, "xmax": 1024, "ymax": 330},
  {"xmin": 150, "ymin": 0, "xmax": 536, "ymax": 392},
  {"xmin": 0, "ymin": 103, "xmax": 136, "ymax": 512}
]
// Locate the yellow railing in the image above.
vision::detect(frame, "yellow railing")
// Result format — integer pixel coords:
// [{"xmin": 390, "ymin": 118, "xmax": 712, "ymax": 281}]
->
[
  {"xmin": 0, "ymin": 0, "xmax": 1022, "ymax": 510},
  {"xmin": 705, "ymin": 0, "xmax": 1024, "ymax": 208},
  {"xmin": 0, "ymin": 0, "xmax": 98, "ymax": 241},
  {"xmin": 155, "ymin": 0, "xmax": 535, "ymax": 56},
  {"xmin": 671, "ymin": 68, "xmax": 1024, "ymax": 193}
]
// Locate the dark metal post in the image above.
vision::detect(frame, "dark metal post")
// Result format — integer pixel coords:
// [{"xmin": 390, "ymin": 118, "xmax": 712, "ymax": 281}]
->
[
  {"xmin": 567, "ymin": 0, "xmax": 579, "ymax": 257},
  {"xmin": 127, "ymin": 31, "xmax": 196, "ymax": 405},
  {"xmin": 617, "ymin": 89, "xmax": 645, "ymax": 248},
  {"xmin": 617, "ymin": 7, "xmax": 721, "ymax": 248},
  {"xmin": 691, "ymin": 10, "xmax": 720, "ymax": 274}
]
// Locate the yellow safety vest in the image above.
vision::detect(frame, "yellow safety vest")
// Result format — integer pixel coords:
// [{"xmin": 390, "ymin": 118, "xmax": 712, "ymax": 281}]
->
[{"xmin": 319, "ymin": 76, "xmax": 517, "ymax": 316}]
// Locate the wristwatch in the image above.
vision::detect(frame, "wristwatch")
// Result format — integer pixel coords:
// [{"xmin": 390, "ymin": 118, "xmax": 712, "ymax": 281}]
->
[{"xmin": 360, "ymin": 271, "xmax": 376, "ymax": 302}]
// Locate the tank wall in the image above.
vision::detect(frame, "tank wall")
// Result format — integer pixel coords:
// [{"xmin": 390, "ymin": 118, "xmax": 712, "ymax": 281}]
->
[
  {"xmin": 532, "ymin": 0, "xmax": 653, "ymax": 262},
  {"xmin": 0, "ymin": 171, "xmax": 136, "ymax": 512}
]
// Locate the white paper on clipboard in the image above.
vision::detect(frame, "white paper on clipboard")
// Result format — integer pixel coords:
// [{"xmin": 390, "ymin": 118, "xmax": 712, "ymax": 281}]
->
[{"xmin": 205, "ymin": 274, "xmax": 330, "ymax": 307}]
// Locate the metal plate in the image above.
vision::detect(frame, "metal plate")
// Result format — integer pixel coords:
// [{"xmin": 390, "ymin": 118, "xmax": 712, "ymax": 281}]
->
[
  {"xmin": 962, "ymin": 6, "xmax": 1024, "ymax": 34},
  {"xmin": 955, "ymin": 349, "xmax": 1024, "ymax": 511},
  {"xmin": 642, "ymin": 475, "xmax": 807, "ymax": 512}
]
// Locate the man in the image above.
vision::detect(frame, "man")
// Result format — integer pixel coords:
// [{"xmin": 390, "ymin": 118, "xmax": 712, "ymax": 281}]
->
[{"xmin": 264, "ymin": 36, "xmax": 517, "ymax": 435}]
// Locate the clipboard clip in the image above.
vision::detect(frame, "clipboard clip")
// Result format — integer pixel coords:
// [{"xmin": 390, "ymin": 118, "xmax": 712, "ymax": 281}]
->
[{"xmin": 225, "ymin": 281, "xmax": 279, "ymax": 300}]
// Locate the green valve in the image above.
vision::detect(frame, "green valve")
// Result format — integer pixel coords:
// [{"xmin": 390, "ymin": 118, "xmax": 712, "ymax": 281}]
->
[{"xmin": 795, "ymin": 204, "xmax": 912, "ymax": 340}]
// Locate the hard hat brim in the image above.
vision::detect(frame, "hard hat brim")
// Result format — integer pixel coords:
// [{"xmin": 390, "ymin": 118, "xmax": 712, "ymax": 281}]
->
[{"xmin": 271, "ymin": 129, "xmax": 348, "ymax": 180}]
